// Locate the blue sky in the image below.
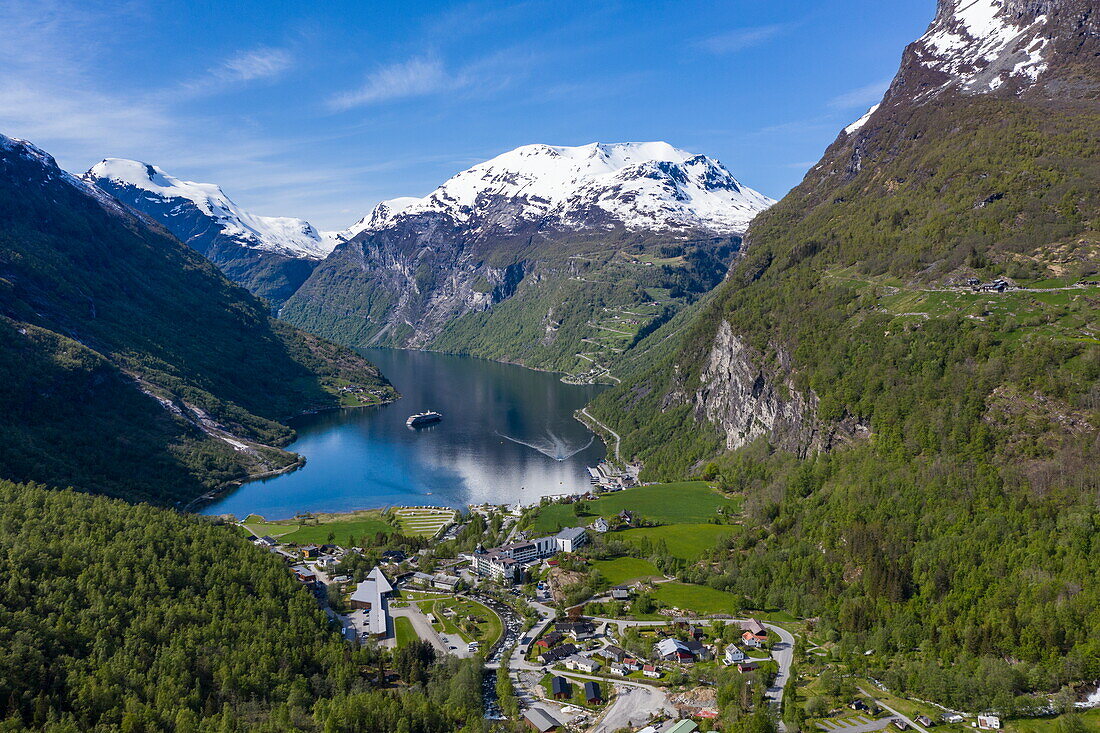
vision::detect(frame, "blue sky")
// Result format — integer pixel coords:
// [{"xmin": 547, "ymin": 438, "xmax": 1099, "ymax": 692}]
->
[{"xmin": 0, "ymin": 0, "xmax": 935, "ymax": 230}]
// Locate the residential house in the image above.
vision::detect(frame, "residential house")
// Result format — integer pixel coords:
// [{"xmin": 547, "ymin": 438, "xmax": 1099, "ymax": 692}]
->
[
  {"xmin": 916, "ymin": 715, "xmax": 933, "ymax": 727},
  {"xmin": 291, "ymin": 565, "xmax": 317, "ymax": 584},
  {"xmin": 610, "ymin": 586, "xmax": 631, "ymax": 601},
  {"xmin": 941, "ymin": 715, "xmax": 964, "ymax": 724},
  {"xmin": 850, "ymin": 700, "xmax": 870, "ymax": 712},
  {"xmin": 536, "ymin": 631, "xmax": 564, "ymax": 649},
  {"xmin": 643, "ymin": 664, "xmax": 662, "ymax": 678},
  {"xmin": 584, "ymin": 681, "xmax": 602, "ymax": 704},
  {"xmin": 656, "ymin": 638, "xmax": 695, "ymax": 663},
  {"xmin": 618, "ymin": 510, "xmax": 636, "ymax": 526},
  {"xmin": 602, "ymin": 645, "xmax": 628, "ymax": 663},
  {"xmin": 742, "ymin": 619, "xmax": 768, "ymax": 643},
  {"xmin": 737, "ymin": 662, "xmax": 759, "ymax": 673},
  {"xmin": 892, "ymin": 720, "xmax": 908, "ymax": 731},
  {"xmin": 537, "ymin": 643, "xmax": 578, "ymax": 665},
  {"xmin": 610, "ymin": 663, "xmax": 629, "ymax": 676},
  {"xmin": 978, "ymin": 715, "xmax": 1001, "ymax": 730},
  {"xmin": 381, "ymin": 549, "xmax": 406, "ymax": 563},
  {"xmin": 550, "ymin": 676, "xmax": 570, "ymax": 700},
  {"xmin": 684, "ymin": 639, "xmax": 712, "ymax": 660},
  {"xmin": 300, "ymin": 545, "xmax": 320, "ymax": 559},
  {"xmin": 742, "ymin": 631, "xmax": 764, "ymax": 648},
  {"xmin": 522, "ymin": 708, "xmax": 561, "ymax": 733},
  {"xmin": 556, "ymin": 619, "xmax": 595, "ymax": 640},
  {"xmin": 591, "ymin": 517, "xmax": 610, "ymax": 533},
  {"xmin": 564, "ymin": 655, "xmax": 601, "ymax": 673},
  {"xmin": 723, "ymin": 645, "xmax": 746, "ymax": 665},
  {"xmin": 257, "ymin": 536, "xmax": 277, "ymax": 547}
]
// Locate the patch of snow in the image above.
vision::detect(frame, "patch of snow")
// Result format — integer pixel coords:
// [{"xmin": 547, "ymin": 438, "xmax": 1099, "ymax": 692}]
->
[
  {"xmin": 357, "ymin": 141, "xmax": 775, "ymax": 236},
  {"xmin": 913, "ymin": 0, "xmax": 1052, "ymax": 93},
  {"xmin": 85, "ymin": 158, "xmax": 336, "ymax": 259},
  {"xmin": 844, "ymin": 103, "xmax": 881, "ymax": 135}
]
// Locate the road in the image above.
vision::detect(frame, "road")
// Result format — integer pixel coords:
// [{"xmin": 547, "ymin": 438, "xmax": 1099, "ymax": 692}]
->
[
  {"xmin": 579, "ymin": 407, "xmax": 622, "ymax": 462},
  {"xmin": 386, "ymin": 605, "xmax": 450, "ymax": 654},
  {"xmin": 859, "ymin": 687, "xmax": 929, "ymax": 733}
]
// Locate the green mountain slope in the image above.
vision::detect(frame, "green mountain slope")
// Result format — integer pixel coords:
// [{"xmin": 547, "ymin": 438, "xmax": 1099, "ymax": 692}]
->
[
  {"xmin": 0, "ymin": 480, "xmax": 485, "ymax": 732},
  {"xmin": 0, "ymin": 135, "xmax": 396, "ymax": 504},
  {"xmin": 589, "ymin": 0, "xmax": 1100, "ymax": 709}
]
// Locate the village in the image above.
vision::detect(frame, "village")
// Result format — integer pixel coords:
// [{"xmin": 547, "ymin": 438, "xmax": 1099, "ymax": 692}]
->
[{"xmin": 232, "ymin": 482, "xmax": 1095, "ymax": 733}]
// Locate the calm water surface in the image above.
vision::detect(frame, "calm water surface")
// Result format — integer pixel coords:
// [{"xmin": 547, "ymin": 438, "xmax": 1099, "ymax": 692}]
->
[{"xmin": 202, "ymin": 348, "xmax": 607, "ymax": 519}]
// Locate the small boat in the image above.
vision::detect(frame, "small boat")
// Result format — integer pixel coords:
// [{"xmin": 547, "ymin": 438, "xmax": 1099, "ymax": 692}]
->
[{"xmin": 406, "ymin": 410, "xmax": 443, "ymax": 428}]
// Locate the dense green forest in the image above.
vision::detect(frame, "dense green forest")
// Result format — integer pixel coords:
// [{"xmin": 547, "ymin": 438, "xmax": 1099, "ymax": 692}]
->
[
  {"xmin": 0, "ymin": 136, "xmax": 395, "ymax": 504},
  {"xmin": 0, "ymin": 481, "xmax": 493, "ymax": 733},
  {"xmin": 588, "ymin": 80, "xmax": 1100, "ymax": 708}
]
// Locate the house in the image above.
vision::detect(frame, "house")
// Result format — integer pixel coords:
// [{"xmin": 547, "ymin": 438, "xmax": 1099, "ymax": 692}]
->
[
  {"xmin": 591, "ymin": 517, "xmax": 610, "ymax": 533},
  {"xmin": 556, "ymin": 619, "xmax": 595, "ymax": 640},
  {"xmin": 737, "ymin": 661, "xmax": 759, "ymax": 673},
  {"xmin": 659, "ymin": 721, "xmax": 699, "ymax": 733},
  {"xmin": 941, "ymin": 715, "xmax": 964, "ymax": 724},
  {"xmin": 523, "ymin": 708, "xmax": 562, "ymax": 733},
  {"xmin": 537, "ymin": 643, "xmax": 577, "ymax": 665},
  {"xmin": 656, "ymin": 638, "xmax": 695, "ymax": 662},
  {"xmin": 610, "ymin": 586, "xmax": 632, "ymax": 601},
  {"xmin": 610, "ymin": 663, "xmax": 629, "ymax": 676},
  {"xmin": 381, "ymin": 549, "xmax": 406, "ymax": 563},
  {"xmin": 554, "ymin": 526, "xmax": 589, "ymax": 553},
  {"xmin": 742, "ymin": 631, "xmax": 764, "ymax": 647},
  {"xmin": 618, "ymin": 510, "xmax": 636, "ymax": 526},
  {"xmin": 977, "ymin": 715, "xmax": 1001, "ymax": 730},
  {"xmin": 348, "ymin": 567, "xmax": 393, "ymax": 637},
  {"xmin": 643, "ymin": 664, "xmax": 662, "ymax": 678},
  {"xmin": 602, "ymin": 645, "xmax": 628, "ymax": 663},
  {"xmin": 742, "ymin": 618, "xmax": 768, "ymax": 641},
  {"xmin": 536, "ymin": 631, "xmax": 564, "ymax": 649},
  {"xmin": 291, "ymin": 565, "xmax": 317, "ymax": 584},
  {"xmin": 550, "ymin": 676, "xmax": 570, "ymax": 700},
  {"xmin": 850, "ymin": 700, "xmax": 869, "ymax": 712},
  {"xmin": 723, "ymin": 645, "xmax": 746, "ymax": 665},
  {"xmin": 684, "ymin": 639, "xmax": 712, "ymax": 660},
  {"xmin": 657, "ymin": 722, "xmax": 699, "ymax": 733},
  {"xmin": 892, "ymin": 720, "xmax": 908, "ymax": 731},
  {"xmin": 431, "ymin": 574, "xmax": 460, "ymax": 591},
  {"xmin": 300, "ymin": 545, "xmax": 320, "ymax": 559},
  {"xmin": 564, "ymin": 655, "xmax": 601, "ymax": 673},
  {"xmin": 622, "ymin": 657, "xmax": 642, "ymax": 671},
  {"xmin": 916, "ymin": 715, "xmax": 934, "ymax": 727},
  {"xmin": 257, "ymin": 536, "xmax": 277, "ymax": 547},
  {"xmin": 584, "ymin": 681, "xmax": 602, "ymax": 704}
]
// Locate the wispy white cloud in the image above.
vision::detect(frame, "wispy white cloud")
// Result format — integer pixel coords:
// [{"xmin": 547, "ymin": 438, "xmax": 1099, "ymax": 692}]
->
[
  {"xmin": 827, "ymin": 80, "xmax": 889, "ymax": 109},
  {"xmin": 695, "ymin": 25, "xmax": 785, "ymax": 55},
  {"xmin": 329, "ymin": 57, "xmax": 468, "ymax": 110}
]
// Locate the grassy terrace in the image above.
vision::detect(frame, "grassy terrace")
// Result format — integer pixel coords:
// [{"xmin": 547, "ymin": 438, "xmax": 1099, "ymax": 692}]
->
[
  {"xmin": 590, "ymin": 557, "xmax": 663, "ymax": 585},
  {"xmin": 391, "ymin": 507, "xmax": 457, "ymax": 537},
  {"xmin": 618, "ymin": 523, "xmax": 736, "ymax": 560},
  {"xmin": 529, "ymin": 480, "xmax": 741, "ymax": 533}
]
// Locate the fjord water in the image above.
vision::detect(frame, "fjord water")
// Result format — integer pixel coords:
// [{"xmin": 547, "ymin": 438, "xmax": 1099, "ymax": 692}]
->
[{"xmin": 202, "ymin": 348, "xmax": 607, "ymax": 519}]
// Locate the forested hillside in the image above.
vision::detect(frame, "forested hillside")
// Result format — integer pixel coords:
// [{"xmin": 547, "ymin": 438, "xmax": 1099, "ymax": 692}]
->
[
  {"xmin": 589, "ymin": 0, "xmax": 1100, "ymax": 709},
  {"xmin": 0, "ymin": 480, "xmax": 488, "ymax": 732},
  {"xmin": 0, "ymin": 135, "xmax": 396, "ymax": 504}
]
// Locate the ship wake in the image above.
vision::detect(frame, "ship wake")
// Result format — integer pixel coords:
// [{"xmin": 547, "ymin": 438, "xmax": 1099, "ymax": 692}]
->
[{"xmin": 495, "ymin": 431, "xmax": 594, "ymax": 461}]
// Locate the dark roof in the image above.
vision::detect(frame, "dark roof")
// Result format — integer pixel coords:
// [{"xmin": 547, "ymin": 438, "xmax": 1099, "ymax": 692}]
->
[
  {"xmin": 584, "ymin": 681, "xmax": 601, "ymax": 700},
  {"xmin": 551, "ymin": 676, "xmax": 570, "ymax": 696},
  {"xmin": 523, "ymin": 708, "xmax": 561, "ymax": 732}
]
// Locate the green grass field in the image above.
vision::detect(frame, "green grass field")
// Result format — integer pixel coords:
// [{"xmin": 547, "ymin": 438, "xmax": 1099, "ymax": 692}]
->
[
  {"xmin": 591, "ymin": 557, "xmax": 663, "ymax": 585},
  {"xmin": 617, "ymin": 523, "xmax": 736, "ymax": 560},
  {"xmin": 530, "ymin": 481, "xmax": 741, "ymax": 533},
  {"xmin": 1008, "ymin": 709, "xmax": 1100, "ymax": 733},
  {"xmin": 429, "ymin": 597, "xmax": 502, "ymax": 646},
  {"xmin": 652, "ymin": 581, "xmax": 742, "ymax": 614},
  {"xmin": 394, "ymin": 616, "xmax": 417, "ymax": 648},
  {"xmin": 391, "ymin": 507, "xmax": 456, "ymax": 537},
  {"xmin": 241, "ymin": 510, "xmax": 393, "ymax": 546}
]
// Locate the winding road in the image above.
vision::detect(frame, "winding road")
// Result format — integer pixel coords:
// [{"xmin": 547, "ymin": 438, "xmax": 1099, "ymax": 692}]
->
[{"xmin": 579, "ymin": 407, "xmax": 622, "ymax": 462}]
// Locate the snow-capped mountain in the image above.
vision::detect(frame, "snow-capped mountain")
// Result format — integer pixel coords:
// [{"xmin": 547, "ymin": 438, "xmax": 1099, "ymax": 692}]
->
[
  {"xmin": 85, "ymin": 159, "xmax": 338, "ymax": 260},
  {"xmin": 347, "ymin": 141, "xmax": 774, "ymax": 238},
  {"xmin": 841, "ymin": 0, "xmax": 1094, "ymax": 137}
]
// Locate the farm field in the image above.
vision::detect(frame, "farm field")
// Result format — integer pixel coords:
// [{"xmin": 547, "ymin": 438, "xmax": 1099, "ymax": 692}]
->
[
  {"xmin": 651, "ymin": 581, "xmax": 743, "ymax": 615},
  {"xmin": 530, "ymin": 481, "xmax": 740, "ymax": 533},
  {"xmin": 392, "ymin": 506, "xmax": 457, "ymax": 537},
  {"xmin": 591, "ymin": 557, "xmax": 663, "ymax": 585},
  {"xmin": 617, "ymin": 523, "xmax": 736, "ymax": 560}
]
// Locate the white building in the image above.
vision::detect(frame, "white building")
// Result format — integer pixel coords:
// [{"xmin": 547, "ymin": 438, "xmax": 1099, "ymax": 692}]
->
[
  {"xmin": 723, "ymin": 645, "xmax": 746, "ymax": 665},
  {"xmin": 470, "ymin": 529, "xmax": 585, "ymax": 581},
  {"xmin": 978, "ymin": 715, "xmax": 1001, "ymax": 730},
  {"xmin": 554, "ymin": 526, "xmax": 588, "ymax": 553},
  {"xmin": 349, "ymin": 567, "xmax": 393, "ymax": 638}
]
